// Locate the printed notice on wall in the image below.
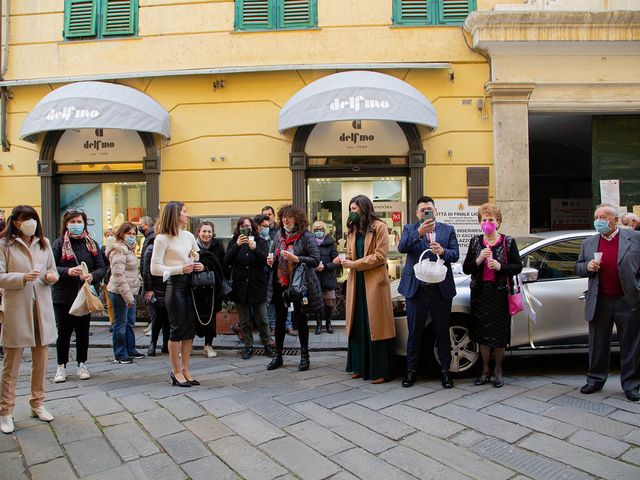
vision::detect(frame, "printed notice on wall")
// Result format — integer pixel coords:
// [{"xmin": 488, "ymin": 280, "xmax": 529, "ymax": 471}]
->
[
  {"xmin": 436, "ymin": 199, "xmax": 481, "ymax": 262},
  {"xmin": 600, "ymin": 179, "xmax": 620, "ymax": 207}
]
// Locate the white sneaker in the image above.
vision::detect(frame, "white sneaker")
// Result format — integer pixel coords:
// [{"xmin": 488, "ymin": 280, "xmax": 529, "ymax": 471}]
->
[
  {"xmin": 30, "ymin": 406, "xmax": 54, "ymax": 422},
  {"xmin": 76, "ymin": 363, "xmax": 91, "ymax": 380},
  {"xmin": 203, "ymin": 345, "xmax": 217, "ymax": 358},
  {"xmin": 54, "ymin": 365, "xmax": 66, "ymax": 383},
  {"xmin": 143, "ymin": 323, "xmax": 152, "ymax": 335},
  {"xmin": 0, "ymin": 415, "xmax": 14, "ymax": 434}
]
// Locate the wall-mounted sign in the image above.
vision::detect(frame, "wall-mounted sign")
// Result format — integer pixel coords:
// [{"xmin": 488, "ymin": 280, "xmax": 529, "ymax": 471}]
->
[
  {"xmin": 436, "ymin": 199, "xmax": 482, "ymax": 261},
  {"xmin": 53, "ymin": 128, "xmax": 146, "ymax": 164},
  {"xmin": 305, "ymin": 120, "xmax": 410, "ymax": 157}
]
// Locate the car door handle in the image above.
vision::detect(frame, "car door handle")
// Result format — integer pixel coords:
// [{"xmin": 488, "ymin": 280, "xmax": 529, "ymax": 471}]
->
[{"xmin": 578, "ymin": 294, "xmax": 586, "ymax": 300}]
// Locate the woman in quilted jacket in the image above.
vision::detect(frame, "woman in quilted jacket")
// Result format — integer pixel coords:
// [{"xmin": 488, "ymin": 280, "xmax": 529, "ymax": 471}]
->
[{"xmin": 107, "ymin": 222, "xmax": 143, "ymax": 363}]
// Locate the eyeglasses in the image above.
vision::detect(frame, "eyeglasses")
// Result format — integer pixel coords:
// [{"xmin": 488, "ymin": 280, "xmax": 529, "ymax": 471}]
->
[{"xmin": 419, "ymin": 209, "xmax": 433, "ymax": 214}]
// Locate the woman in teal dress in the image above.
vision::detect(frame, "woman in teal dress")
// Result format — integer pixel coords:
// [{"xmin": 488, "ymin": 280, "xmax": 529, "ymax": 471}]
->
[{"xmin": 339, "ymin": 195, "xmax": 396, "ymax": 383}]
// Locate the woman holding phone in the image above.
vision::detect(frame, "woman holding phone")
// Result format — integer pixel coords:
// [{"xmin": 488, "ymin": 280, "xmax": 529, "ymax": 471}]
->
[{"xmin": 151, "ymin": 201, "xmax": 203, "ymax": 387}]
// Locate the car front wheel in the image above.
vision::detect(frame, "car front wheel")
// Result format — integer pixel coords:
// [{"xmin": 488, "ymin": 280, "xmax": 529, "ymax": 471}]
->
[{"xmin": 426, "ymin": 315, "xmax": 480, "ymax": 376}]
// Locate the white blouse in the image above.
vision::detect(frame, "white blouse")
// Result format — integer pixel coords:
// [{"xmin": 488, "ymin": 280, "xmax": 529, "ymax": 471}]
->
[{"xmin": 150, "ymin": 229, "xmax": 199, "ymax": 277}]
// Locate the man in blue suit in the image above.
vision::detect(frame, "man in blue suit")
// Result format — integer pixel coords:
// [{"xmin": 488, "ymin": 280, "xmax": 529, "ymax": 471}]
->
[{"xmin": 398, "ymin": 196, "xmax": 459, "ymax": 388}]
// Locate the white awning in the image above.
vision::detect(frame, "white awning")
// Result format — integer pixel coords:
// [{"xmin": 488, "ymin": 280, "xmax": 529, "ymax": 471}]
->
[
  {"xmin": 279, "ymin": 71, "xmax": 437, "ymax": 132},
  {"xmin": 19, "ymin": 81, "xmax": 170, "ymax": 143}
]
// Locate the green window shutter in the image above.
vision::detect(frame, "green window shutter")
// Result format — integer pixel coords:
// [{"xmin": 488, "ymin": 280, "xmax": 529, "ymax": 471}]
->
[
  {"xmin": 393, "ymin": 0, "xmax": 431, "ymax": 26},
  {"xmin": 64, "ymin": 0, "xmax": 98, "ymax": 38},
  {"xmin": 278, "ymin": 0, "xmax": 316, "ymax": 29},
  {"xmin": 236, "ymin": 0, "xmax": 274, "ymax": 31},
  {"xmin": 101, "ymin": 0, "xmax": 137, "ymax": 36},
  {"xmin": 438, "ymin": 0, "xmax": 475, "ymax": 25}
]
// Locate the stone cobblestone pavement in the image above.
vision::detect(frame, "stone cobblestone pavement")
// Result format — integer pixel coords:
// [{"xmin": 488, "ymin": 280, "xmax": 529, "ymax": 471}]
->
[{"xmin": 1, "ymin": 327, "xmax": 640, "ymax": 479}]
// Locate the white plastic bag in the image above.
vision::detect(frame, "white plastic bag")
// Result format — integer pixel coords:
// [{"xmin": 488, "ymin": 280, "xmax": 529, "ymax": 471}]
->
[{"xmin": 69, "ymin": 262, "xmax": 104, "ymax": 316}]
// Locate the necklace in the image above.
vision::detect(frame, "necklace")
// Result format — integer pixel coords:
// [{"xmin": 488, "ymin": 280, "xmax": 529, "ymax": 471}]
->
[{"xmin": 483, "ymin": 233, "xmax": 501, "ymax": 247}]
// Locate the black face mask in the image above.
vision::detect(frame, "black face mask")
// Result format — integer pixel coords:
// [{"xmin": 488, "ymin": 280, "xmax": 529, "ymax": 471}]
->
[
  {"xmin": 138, "ymin": 225, "xmax": 146, "ymax": 235},
  {"xmin": 0, "ymin": 220, "xmax": 5, "ymax": 232}
]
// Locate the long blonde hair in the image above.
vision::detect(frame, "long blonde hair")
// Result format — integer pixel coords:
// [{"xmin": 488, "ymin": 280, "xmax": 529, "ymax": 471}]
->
[{"xmin": 156, "ymin": 201, "xmax": 184, "ymax": 237}]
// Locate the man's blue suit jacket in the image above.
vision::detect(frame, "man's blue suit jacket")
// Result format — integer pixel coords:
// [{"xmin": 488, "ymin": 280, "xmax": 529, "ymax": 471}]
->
[{"xmin": 397, "ymin": 221, "xmax": 459, "ymax": 300}]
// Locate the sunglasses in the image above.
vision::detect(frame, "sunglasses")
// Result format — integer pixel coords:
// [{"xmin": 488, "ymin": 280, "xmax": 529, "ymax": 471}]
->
[{"xmin": 65, "ymin": 208, "xmax": 85, "ymax": 215}]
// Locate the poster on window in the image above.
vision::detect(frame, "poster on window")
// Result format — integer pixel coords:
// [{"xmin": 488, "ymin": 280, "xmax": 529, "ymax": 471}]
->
[
  {"xmin": 550, "ymin": 199, "xmax": 592, "ymax": 230},
  {"xmin": 435, "ymin": 200, "xmax": 481, "ymax": 261}
]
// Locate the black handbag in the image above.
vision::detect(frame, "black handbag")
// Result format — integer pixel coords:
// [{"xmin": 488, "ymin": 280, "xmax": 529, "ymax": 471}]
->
[
  {"xmin": 222, "ymin": 278, "xmax": 233, "ymax": 296},
  {"xmin": 288, "ymin": 263, "xmax": 308, "ymax": 304},
  {"xmin": 191, "ymin": 270, "xmax": 216, "ymax": 288}
]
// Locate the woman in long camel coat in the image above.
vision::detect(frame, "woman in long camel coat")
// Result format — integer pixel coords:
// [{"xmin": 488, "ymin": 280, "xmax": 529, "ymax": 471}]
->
[
  {"xmin": 339, "ymin": 195, "xmax": 395, "ymax": 383},
  {"xmin": 0, "ymin": 205, "xmax": 59, "ymax": 434}
]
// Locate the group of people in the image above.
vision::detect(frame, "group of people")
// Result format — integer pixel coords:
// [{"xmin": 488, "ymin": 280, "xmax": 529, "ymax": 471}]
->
[{"xmin": 1, "ymin": 194, "xmax": 639, "ymax": 435}]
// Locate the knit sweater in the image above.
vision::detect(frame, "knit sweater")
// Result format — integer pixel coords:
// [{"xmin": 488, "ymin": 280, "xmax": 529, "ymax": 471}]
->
[{"xmin": 150, "ymin": 229, "xmax": 199, "ymax": 277}]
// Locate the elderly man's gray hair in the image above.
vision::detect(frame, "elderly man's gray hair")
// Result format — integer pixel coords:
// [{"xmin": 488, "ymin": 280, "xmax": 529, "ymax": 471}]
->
[
  {"xmin": 596, "ymin": 203, "xmax": 619, "ymax": 217},
  {"xmin": 621, "ymin": 212, "xmax": 640, "ymax": 222}
]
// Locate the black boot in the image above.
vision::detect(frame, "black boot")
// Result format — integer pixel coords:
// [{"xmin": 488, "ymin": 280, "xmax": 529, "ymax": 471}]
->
[
  {"xmin": 267, "ymin": 349, "xmax": 283, "ymax": 370},
  {"xmin": 147, "ymin": 342, "xmax": 157, "ymax": 357},
  {"xmin": 161, "ymin": 343, "xmax": 169, "ymax": 354},
  {"xmin": 298, "ymin": 347, "xmax": 310, "ymax": 371},
  {"xmin": 315, "ymin": 315, "xmax": 322, "ymax": 335},
  {"xmin": 325, "ymin": 306, "xmax": 334, "ymax": 334}
]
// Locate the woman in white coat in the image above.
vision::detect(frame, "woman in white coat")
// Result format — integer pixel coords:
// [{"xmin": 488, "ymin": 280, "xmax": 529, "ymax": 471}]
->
[{"xmin": 0, "ymin": 206, "xmax": 58, "ymax": 434}]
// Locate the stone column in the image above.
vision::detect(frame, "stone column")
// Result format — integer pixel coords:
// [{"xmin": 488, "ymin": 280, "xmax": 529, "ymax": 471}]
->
[{"xmin": 486, "ymin": 82, "xmax": 535, "ymax": 236}]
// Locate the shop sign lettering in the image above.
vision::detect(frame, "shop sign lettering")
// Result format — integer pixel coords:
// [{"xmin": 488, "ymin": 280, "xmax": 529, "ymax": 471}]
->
[
  {"xmin": 46, "ymin": 106, "xmax": 100, "ymax": 121},
  {"xmin": 329, "ymin": 96, "xmax": 390, "ymax": 112},
  {"xmin": 339, "ymin": 132, "xmax": 375, "ymax": 144},
  {"xmin": 84, "ymin": 140, "xmax": 115, "ymax": 151}
]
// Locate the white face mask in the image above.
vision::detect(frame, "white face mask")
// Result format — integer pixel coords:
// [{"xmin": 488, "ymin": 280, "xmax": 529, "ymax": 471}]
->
[{"xmin": 19, "ymin": 219, "xmax": 38, "ymax": 237}]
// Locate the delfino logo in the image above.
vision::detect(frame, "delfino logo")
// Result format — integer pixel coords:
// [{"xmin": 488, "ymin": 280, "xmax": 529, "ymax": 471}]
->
[
  {"xmin": 329, "ymin": 96, "xmax": 390, "ymax": 112},
  {"xmin": 46, "ymin": 106, "xmax": 100, "ymax": 121}
]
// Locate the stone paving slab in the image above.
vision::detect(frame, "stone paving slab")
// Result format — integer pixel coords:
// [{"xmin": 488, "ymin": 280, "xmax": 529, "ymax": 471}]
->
[
  {"xmin": 379, "ymin": 445, "xmax": 472, "ymax": 480},
  {"xmin": 16, "ymin": 424, "xmax": 64, "ymax": 466},
  {"xmin": 209, "ymin": 435, "xmax": 288, "ymax": 480},
  {"xmin": 285, "ymin": 420, "xmax": 354, "ymax": 457},
  {"xmin": 332, "ymin": 447, "xmax": 417, "ymax": 480},
  {"xmin": 543, "ymin": 405, "xmax": 634, "ymax": 438},
  {"xmin": 261, "ymin": 436, "xmax": 342, "ymax": 480}
]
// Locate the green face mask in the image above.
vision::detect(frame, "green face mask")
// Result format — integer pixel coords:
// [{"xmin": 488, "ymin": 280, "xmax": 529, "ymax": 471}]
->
[{"xmin": 348, "ymin": 212, "xmax": 360, "ymax": 224}]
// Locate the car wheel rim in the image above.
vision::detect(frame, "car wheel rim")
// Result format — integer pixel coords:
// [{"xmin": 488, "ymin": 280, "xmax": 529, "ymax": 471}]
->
[{"xmin": 435, "ymin": 324, "xmax": 479, "ymax": 373}]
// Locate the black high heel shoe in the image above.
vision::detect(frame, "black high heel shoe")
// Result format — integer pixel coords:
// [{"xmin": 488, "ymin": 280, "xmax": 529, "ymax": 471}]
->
[
  {"xmin": 474, "ymin": 372, "xmax": 492, "ymax": 386},
  {"xmin": 170, "ymin": 372, "xmax": 191, "ymax": 387},
  {"xmin": 185, "ymin": 377, "xmax": 200, "ymax": 386}
]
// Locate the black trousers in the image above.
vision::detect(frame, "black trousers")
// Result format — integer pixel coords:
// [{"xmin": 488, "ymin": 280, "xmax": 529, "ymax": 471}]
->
[
  {"xmin": 406, "ymin": 286, "xmax": 452, "ymax": 371},
  {"xmin": 54, "ymin": 303, "xmax": 90, "ymax": 366},
  {"xmin": 588, "ymin": 296, "xmax": 640, "ymax": 392},
  {"xmin": 272, "ymin": 282, "xmax": 308, "ymax": 351},
  {"xmin": 151, "ymin": 299, "xmax": 170, "ymax": 348},
  {"xmin": 165, "ymin": 275, "xmax": 195, "ymax": 341}
]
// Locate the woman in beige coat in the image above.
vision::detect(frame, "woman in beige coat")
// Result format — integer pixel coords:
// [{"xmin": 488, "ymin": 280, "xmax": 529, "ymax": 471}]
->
[
  {"xmin": 107, "ymin": 222, "xmax": 143, "ymax": 363},
  {"xmin": 339, "ymin": 195, "xmax": 395, "ymax": 383},
  {"xmin": 0, "ymin": 206, "xmax": 58, "ymax": 434}
]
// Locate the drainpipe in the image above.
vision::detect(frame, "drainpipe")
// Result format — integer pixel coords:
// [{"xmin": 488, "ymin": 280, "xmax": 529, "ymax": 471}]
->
[{"xmin": 1, "ymin": 0, "xmax": 10, "ymax": 151}]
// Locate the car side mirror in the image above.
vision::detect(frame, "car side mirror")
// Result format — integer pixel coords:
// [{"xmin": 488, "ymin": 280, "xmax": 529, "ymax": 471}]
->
[{"xmin": 519, "ymin": 267, "xmax": 538, "ymax": 284}]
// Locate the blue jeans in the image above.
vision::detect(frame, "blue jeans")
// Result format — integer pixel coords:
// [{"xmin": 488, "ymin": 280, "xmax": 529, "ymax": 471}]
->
[
  {"xmin": 267, "ymin": 303, "xmax": 292, "ymax": 330},
  {"xmin": 109, "ymin": 292, "xmax": 136, "ymax": 359}
]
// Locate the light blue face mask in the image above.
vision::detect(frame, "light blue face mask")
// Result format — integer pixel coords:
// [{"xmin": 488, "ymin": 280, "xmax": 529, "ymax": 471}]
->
[
  {"xmin": 68, "ymin": 223, "xmax": 84, "ymax": 236},
  {"xmin": 594, "ymin": 219, "xmax": 611, "ymax": 234},
  {"xmin": 260, "ymin": 227, "xmax": 270, "ymax": 239},
  {"xmin": 314, "ymin": 231, "xmax": 324, "ymax": 239},
  {"xmin": 125, "ymin": 235, "xmax": 137, "ymax": 246}
]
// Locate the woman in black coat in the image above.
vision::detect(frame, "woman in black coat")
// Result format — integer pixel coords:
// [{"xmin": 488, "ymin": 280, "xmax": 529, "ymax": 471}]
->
[
  {"xmin": 223, "ymin": 217, "xmax": 272, "ymax": 360},
  {"xmin": 195, "ymin": 221, "xmax": 225, "ymax": 357},
  {"xmin": 266, "ymin": 204, "xmax": 322, "ymax": 371},
  {"xmin": 142, "ymin": 234, "xmax": 169, "ymax": 356},
  {"xmin": 52, "ymin": 209, "xmax": 106, "ymax": 383},
  {"xmin": 311, "ymin": 221, "xmax": 339, "ymax": 334}
]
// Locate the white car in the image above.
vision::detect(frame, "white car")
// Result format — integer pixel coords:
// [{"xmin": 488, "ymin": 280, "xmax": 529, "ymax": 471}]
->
[{"xmin": 391, "ymin": 231, "xmax": 615, "ymax": 375}]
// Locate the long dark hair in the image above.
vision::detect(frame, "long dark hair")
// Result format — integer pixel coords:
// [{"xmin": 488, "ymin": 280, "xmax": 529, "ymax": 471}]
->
[
  {"xmin": 277, "ymin": 204, "xmax": 308, "ymax": 233},
  {"xmin": 233, "ymin": 217, "xmax": 257, "ymax": 236},
  {"xmin": 115, "ymin": 222, "xmax": 137, "ymax": 242},
  {"xmin": 156, "ymin": 201, "xmax": 184, "ymax": 237},
  {"xmin": 0, "ymin": 205, "xmax": 47, "ymax": 250},
  {"xmin": 59, "ymin": 208, "xmax": 89, "ymax": 237},
  {"xmin": 347, "ymin": 195, "xmax": 379, "ymax": 235}
]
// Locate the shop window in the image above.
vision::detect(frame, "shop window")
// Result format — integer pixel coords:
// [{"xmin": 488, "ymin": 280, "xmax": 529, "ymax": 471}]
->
[
  {"xmin": 64, "ymin": 0, "xmax": 138, "ymax": 40},
  {"xmin": 392, "ymin": 0, "xmax": 476, "ymax": 26},
  {"xmin": 235, "ymin": 0, "xmax": 317, "ymax": 31}
]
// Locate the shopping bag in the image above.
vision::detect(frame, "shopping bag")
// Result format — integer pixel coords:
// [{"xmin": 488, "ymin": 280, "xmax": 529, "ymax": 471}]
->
[{"xmin": 70, "ymin": 262, "xmax": 104, "ymax": 316}]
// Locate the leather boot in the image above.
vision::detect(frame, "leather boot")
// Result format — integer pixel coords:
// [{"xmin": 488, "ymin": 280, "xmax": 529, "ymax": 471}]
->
[
  {"xmin": 314, "ymin": 315, "xmax": 322, "ymax": 335},
  {"xmin": 298, "ymin": 347, "xmax": 310, "ymax": 371},
  {"xmin": 267, "ymin": 349, "xmax": 283, "ymax": 370},
  {"xmin": 325, "ymin": 306, "xmax": 334, "ymax": 334},
  {"xmin": 147, "ymin": 342, "xmax": 156, "ymax": 357}
]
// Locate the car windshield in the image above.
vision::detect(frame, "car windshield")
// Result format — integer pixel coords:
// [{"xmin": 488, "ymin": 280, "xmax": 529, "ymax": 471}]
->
[{"xmin": 514, "ymin": 235, "xmax": 543, "ymax": 250}]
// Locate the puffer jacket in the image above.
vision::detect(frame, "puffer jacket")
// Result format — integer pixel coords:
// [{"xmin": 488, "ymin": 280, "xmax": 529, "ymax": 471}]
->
[
  {"xmin": 107, "ymin": 241, "xmax": 140, "ymax": 306},
  {"xmin": 316, "ymin": 234, "xmax": 340, "ymax": 290}
]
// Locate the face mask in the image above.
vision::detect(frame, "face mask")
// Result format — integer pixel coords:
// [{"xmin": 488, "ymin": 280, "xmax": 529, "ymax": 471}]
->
[
  {"xmin": 124, "ymin": 235, "xmax": 136, "ymax": 246},
  {"xmin": 239, "ymin": 227, "xmax": 251, "ymax": 237},
  {"xmin": 0, "ymin": 220, "xmax": 5, "ymax": 232},
  {"xmin": 620, "ymin": 224, "xmax": 632, "ymax": 230},
  {"xmin": 260, "ymin": 227, "xmax": 270, "ymax": 239},
  {"xmin": 481, "ymin": 221, "xmax": 497, "ymax": 235},
  {"xmin": 138, "ymin": 225, "xmax": 146, "ymax": 235},
  {"xmin": 68, "ymin": 223, "xmax": 84, "ymax": 236},
  {"xmin": 19, "ymin": 219, "xmax": 38, "ymax": 237},
  {"xmin": 314, "ymin": 231, "xmax": 324, "ymax": 239},
  {"xmin": 348, "ymin": 212, "xmax": 360, "ymax": 224},
  {"xmin": 594, "ymin": 219, "xmax": 611, "ymax": 235}
]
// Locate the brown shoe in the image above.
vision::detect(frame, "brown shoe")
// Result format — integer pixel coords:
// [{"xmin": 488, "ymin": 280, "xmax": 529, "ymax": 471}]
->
[{"xmin": 371, "ymin": 378, "xmax": 386, "ymax": 384}]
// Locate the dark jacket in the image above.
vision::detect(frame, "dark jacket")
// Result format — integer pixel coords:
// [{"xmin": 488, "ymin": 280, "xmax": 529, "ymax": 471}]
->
[
  {"xmin": 197, "ymin": 238, "xmax": 225, "ymax": 266},
  {"xmin": 139, "ymin": 226, "xmax": 154, "ymax": 278},
  {"xmin": 224, "ymin": 236, "xmax": 269, "ymax": 305},
  {"xmin": 193, "ymin": 249, "xmax": 225, "ymax": 334},
  {"xmin": 142, "ymin": 235, "xmax": 166, "ymax": 304},
  {"xmin": 463, "ymin": 234, "xmax": 523, "ymax": 294},
  {"xmin": 52, "ymin": 236, "xmax": 106, "ymax": 305},
  {"xmin": 316, "ymin": 234, "xmax": 340, "ymax": 290},
  {"xmin": 267, "ymin": 229, "xmax": 323, "ymax": 314}
]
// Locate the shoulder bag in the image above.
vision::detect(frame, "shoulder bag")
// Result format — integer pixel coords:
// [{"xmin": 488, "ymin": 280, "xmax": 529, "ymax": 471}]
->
[
  {"xmin": 191, "ymin": 270, "xmax": 216, "ymax": 288},
  {"xmin": 502, "ymin": 236, "xmax": 524, "ymax": 316},
  {"xmin": 288, "ymin": 263, "xmax": 308, "ymax": 304}
]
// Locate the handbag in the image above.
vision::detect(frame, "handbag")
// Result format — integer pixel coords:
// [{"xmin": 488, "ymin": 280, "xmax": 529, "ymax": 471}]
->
[
  {"xmin": 288, "ymin": 263, "xmax": 308, "ymax": 304},
  {"xmin": 191, "ymin": 270, "xmax": 216, "ymax": 288},
  {"xmin": 502, "ymin": 236, "xmax": 524, "ymax": 316},
  {"xmin": 70, "ymin": 262, "xmax": 104, "ymax": 316},
  {"xmin": 222, "ymin": 278, "xmax": 233, "ymax": 296}
]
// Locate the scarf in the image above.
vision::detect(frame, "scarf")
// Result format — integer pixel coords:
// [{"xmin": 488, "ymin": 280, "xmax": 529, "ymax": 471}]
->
[
  {"xmin": 197, "ymin": 238, "xmax": 211, "ymax": 250},
  {"xmin": 275, "ymin": 230, "xmax": 303, "ymax": 286},
  {"xmin": 61, "ymin": 230, "xmax": 97, "ymax": 262}
]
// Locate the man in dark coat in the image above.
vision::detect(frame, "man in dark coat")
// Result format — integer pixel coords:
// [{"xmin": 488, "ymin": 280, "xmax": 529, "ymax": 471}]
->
[{"xmin": 138, "ymin": 216, "xmax": 155, "ymax": 335}]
